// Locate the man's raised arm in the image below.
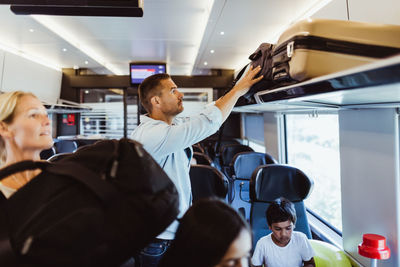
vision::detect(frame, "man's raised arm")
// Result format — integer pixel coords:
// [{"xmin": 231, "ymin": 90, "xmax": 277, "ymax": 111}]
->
[{"xmin": 215, "ymin": 65, "xmax": 263, "ymax": 122}]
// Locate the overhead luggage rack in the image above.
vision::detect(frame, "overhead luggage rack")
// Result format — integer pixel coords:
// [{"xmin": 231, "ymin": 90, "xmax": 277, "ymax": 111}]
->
[
  {"xmin": 43, "ymin": 101, "xmax": 92, "ymax": 114},
  {"xmin": 233, "ymin": 54, "xmax": 400, "ymax": 113}
]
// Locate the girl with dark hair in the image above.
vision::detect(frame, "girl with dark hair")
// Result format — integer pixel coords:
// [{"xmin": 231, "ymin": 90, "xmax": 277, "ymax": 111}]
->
[{"xmin": 159, "ymin": 198, "xmax": 252, "ymax": 267}]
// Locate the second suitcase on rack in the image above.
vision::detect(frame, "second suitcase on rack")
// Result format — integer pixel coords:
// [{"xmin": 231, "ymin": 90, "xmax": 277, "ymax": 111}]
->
[{"xmin": 272, "ymin": 19, "xmax": 400, "ymax": 83}]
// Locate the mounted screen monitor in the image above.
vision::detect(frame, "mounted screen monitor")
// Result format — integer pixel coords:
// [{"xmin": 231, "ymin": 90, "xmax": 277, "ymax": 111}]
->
[{"xmin": 130, "ymin": 63, "xmax": 167, "ymax": 86}]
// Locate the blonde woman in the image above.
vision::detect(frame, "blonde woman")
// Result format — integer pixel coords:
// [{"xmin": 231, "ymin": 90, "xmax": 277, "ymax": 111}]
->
[{"xmin": 0, "ymin": 91, "xmax": 53, "ymax": 198}]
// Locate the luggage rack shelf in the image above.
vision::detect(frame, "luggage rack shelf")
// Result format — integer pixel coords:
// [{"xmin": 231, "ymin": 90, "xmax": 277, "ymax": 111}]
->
[
  {"xmin": 233, "ymin": 54, "xmax": 400, "ymax": 113},
  {"xmin": 44, "ymin": 103, "xmax": 92, "ymax": 114}
]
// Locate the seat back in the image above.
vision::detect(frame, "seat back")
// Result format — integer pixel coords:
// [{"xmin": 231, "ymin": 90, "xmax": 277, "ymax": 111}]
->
[
  {"xmin": 192, "ymin": 144, "xmax": 205, "ymax": 154},
  {"xmin": 199, "ymin": 139, "xmax": 239, "ymax": 162},
  {"xmin": 47, "ymin": 152, "xmax": 73, "ymax": 162},
  {"xmin": 192, "ymin": 152, "xmax": 213, "ymax": 166},
  {"xmin": 214, "ymin": 139, "xmax": 241, "ymax": 155},
  {"xmin": 217, "ymin": 144, "xmax": 253, "ymax": 204},
  {"xmin": 220, "ymin": 144, "xmax": 254, "ymax": 178},
  {"xmin": 230, "ymin": 152, "xmax": 277, "ymax": 220},
  {"xmin": 233, "ymin": 152, "xmax": 277, "ymax": 180},
  {"xmin": 199, "ymin": 139, "xmax": 218, "ymax": 160},
  {"xmin": 221, "ymin": 144, "xmax": 254, "ymax": 167},
  {"xmin": 54, "ymin": 140, "xmax": 78, "ymax": 153},
  {"xmin": 40, "ymin": 146, "xmax": 56, "ymax": 160},
  {"xmin": 250, "ymin": 164, "xmax": 314, "ymax": 247},
  {"xmin": 189, "ymin": 165, "xmax": 228, "ymax": 202}
]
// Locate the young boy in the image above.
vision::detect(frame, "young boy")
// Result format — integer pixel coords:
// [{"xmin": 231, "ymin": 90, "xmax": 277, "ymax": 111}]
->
[{"xmin": 251, "ymin": 197, "xmax": 315, "ymax": 267}]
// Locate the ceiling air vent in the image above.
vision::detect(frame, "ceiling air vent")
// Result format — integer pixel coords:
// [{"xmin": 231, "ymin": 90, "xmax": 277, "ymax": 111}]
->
[{"xmin": 0, "ymin": 0, "xmax": 143, "ymax": 17}]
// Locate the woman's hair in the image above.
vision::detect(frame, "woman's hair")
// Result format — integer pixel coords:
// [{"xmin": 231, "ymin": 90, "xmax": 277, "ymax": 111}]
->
[
  {"xmin": 0, "ymin": 91, "xmax": 36, "ymax": 164},
  {"xmin": 159, "ymin": 198, "xmax": 250, "ymax": 267}
]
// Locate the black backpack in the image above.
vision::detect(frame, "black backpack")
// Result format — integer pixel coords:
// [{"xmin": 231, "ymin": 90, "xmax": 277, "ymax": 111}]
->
[
  {"xmin": 234, "ymin": 43, "xmax": 275, "ymax": 104},
  {"xmin": 0, "ymin": 139, "xmax": 179, "ymax": 267}
]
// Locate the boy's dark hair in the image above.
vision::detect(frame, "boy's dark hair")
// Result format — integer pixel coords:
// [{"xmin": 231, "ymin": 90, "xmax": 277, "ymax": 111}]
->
[
  {"xmin": 138, "ymin": 73, "xmax": 171, "ymax": 113},
  {"xmin": 266, "ymin": 197, "xmax": 297, "ymax": 226}
]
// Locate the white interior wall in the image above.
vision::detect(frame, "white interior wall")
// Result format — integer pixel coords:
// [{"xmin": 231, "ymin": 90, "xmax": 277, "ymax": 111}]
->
[
  {"xmin": 348, "ymin": 0, "xmax": 400, "ymax": 25},
  {"xmin": 313, "ymin": 0, "xmax": 400, "ymax": 25},
  {"xmin": 312, "ymin": 0, "xmax": 348, "ymax": 20},
  {"xmin": 339, "ymin": 108, "xmax": 400, "ymax": 267},
  {"xmin": 0, "ymin": 51, "xmax": 62, "ymax": 103}
]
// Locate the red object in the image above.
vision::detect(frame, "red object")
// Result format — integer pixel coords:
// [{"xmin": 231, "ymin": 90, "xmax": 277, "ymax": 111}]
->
[
  {"xmin": 67, "ymin": 114, "xmax": 75, "ymax": 126},
  {"xmin": 358, "ymin": 234, "xmax": 390, "ymax": 260}
]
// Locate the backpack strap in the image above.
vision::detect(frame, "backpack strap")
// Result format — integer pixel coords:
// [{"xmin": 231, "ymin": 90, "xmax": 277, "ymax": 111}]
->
[
  {"xmin": 0, "ymin": 190, "xmax": 18, "ymax": 265},
  {"xmin": 46, "ymin": 162, "xmax": 121, "ymax": 205},
  {"xmin": 0, "ymin": 160, "xmax": 121, "ymax": 205},
  {"xmin": 0, "ymin": 161, "xmax": 49, "ymax": 182}
]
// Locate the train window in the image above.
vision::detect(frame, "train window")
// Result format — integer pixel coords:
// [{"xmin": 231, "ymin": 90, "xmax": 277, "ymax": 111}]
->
[{"xmin": 285, "ymin": 113, "xmax": 342, "ymax": 231}]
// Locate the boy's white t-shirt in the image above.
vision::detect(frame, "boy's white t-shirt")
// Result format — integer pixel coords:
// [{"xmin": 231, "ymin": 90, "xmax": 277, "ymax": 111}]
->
[{"xmin": 251, "ymin": 231, "xmax": 314, "ymax": 267}]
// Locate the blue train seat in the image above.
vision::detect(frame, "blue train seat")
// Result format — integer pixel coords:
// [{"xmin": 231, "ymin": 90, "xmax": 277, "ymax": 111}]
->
[
  {"xmin": 230, "ymin": 152, "xmax": 277, "ymax": 220},
  {"xmin": 47, "ymin": 152, "xmax": 73, "ymax": 162},
  {"xmin": 54, "ymin": 140, "xmax": 78, "ymax": 153},
  {"xmin": 219, "ymin": 144, "xmax": 253, "ymax": 178},
  {"xmin": 250, "ymin": 164, "xmax": 314, "ymax": 247},
  {"xmin": 40, "ymin": 146, "xmax": 56, "ymax": 160},
  {"xmin": 189, "ymin": 165, "xmax": 228, "ymax": 203},
  {"xmin": 219, "ymin": 144, "xmax": 254, "ymax": 203}
]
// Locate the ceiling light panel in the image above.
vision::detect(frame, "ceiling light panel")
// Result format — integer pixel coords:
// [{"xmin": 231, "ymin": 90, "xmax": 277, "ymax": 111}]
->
[
  {"xmin": 0, "ymin": 6, "xmax": 108, "ymax": 72},
  {"xmin": 27, "ymin": 0, "xmax": 215, "ymax": 76},
  {"xmin": 194, "ymin": 0, "xmax": 333, "ymax": 73},
  {"xmin": 31, "ymin": 15, "xmax": 124, "ymax": 75}
]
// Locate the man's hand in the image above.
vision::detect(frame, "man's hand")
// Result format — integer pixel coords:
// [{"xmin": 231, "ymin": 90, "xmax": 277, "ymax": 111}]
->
[
  {"xmin": 215, "ymin": 65, "xmax": 263, "ymax": 122},
  {"xmin": 231, "ymin": 65, "xmax": 263, "ymax": 96}
]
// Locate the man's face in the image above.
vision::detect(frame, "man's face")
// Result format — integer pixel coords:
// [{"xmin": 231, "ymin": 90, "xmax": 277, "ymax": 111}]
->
[
  {"xmin": 269, "ymin": 220, "xmax": 293, "ymax": 247},
  {"xmin": 157, "ymin": 78, "xmax": 184, "ymax": 116}
]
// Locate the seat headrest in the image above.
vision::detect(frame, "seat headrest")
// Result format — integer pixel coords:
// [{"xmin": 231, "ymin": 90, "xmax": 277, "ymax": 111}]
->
[
  {"xmin": 193, "ymin": 152, "xmax": 212, "ymax": 165},
  {"xmin": 221, "ymin": 144, "xmax": 253, "ymax": 166},
  {"xmin": 189, "ymin": 165, "xmax": 228, "ymax": 199},
  {"xmin": 233, "ymin": 152, "xmax": 276, "ymax": 179},
  {"xmin": 250, "ymin": 164, "xmax": 313, "ymax": 202},
  {"xmin": 47, "ymin": 152, "xmax": 73, "ymax": 162}
]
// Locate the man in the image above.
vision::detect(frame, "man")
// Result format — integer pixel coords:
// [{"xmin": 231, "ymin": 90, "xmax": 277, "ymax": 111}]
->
[
  {"xmin": 131, "ymin": 66, "xmax": 262, "ymax": 267},
  {"xmin": 251, "ymin": 197, "xmax": 315, "ymax": 267}
]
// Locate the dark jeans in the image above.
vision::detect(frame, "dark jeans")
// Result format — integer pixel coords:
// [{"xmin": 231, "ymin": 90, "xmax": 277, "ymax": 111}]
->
[{"xmin": 135, "ymin": 239, "xmax": 171, "ymax": 267}]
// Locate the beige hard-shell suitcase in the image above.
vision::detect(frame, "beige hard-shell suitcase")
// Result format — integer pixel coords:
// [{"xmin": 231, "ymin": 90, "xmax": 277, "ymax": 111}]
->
[{"xmin": 272, "ymin": 19, "xmax": 400, "ymax": 82}]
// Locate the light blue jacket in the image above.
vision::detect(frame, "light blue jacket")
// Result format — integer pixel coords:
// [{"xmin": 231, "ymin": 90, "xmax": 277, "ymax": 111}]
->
[{"xmin": 130, "ymin": 105, "xmax": 222, "ymax": 240}]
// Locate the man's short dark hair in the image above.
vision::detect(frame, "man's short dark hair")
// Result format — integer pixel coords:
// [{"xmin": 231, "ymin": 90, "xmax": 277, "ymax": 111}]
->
[
  {"xmin": 266, "ymin": 197, "xmax": 297, "ymax": 226},
  {"xmin": 138, "ymin": 73, "xmax": 171, "ymax": 113}
]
